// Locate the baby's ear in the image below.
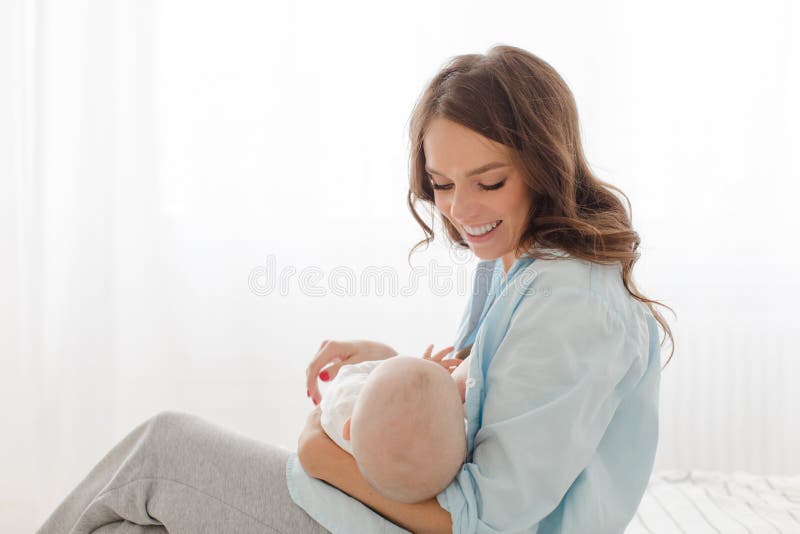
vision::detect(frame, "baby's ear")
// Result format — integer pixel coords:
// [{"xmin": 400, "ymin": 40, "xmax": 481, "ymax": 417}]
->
[{"xmin": 342, "ymin": 416, "xmax": 352, "ymax": 441}]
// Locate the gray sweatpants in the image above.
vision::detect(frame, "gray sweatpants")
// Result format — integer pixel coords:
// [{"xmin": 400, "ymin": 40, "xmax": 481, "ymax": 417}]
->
[{"xmin": 36, "ymin": 411, "xmax": 331, "ymax": 534}]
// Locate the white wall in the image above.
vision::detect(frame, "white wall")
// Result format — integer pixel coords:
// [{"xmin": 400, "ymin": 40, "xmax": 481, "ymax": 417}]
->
[{"xmin": 1, "ymin": 0, "xmax": 798, "ymax": 531}]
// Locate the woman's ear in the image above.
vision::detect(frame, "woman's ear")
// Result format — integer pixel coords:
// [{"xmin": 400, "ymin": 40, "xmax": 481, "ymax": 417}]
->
[{"xmin": 342, "ymin": 416, "xmax": 351, "ymax": 441}]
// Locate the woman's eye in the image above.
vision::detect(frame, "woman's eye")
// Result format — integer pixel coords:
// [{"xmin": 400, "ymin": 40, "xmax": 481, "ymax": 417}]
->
[
  {"xmin": 431, "ymin": 179, "xmax": 507, "ymax": 191},
  {"xmin": 481, "ymin": 179, "xmax": 506, "ymax": 191}
]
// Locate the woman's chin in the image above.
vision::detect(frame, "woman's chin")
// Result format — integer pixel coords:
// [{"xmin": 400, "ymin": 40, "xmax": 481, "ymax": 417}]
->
[{"xmin": 466, "ymin": 245, "xmax": 502, "ymax": 261}]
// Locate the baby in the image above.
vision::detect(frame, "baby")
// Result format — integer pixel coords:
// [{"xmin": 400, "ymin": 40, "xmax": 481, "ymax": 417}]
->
[{"xmin": 319, "ymin": 352, "xmax": 471, "ymax": 503}]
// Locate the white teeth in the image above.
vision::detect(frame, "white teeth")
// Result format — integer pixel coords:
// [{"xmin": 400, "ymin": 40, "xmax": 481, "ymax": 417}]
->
[{"xmin": 464, "ymin": 221, "xmax": 500, "ymax": 236}]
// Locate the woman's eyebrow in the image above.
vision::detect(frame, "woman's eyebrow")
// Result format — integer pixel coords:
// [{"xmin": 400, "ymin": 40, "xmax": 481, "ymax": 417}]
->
[{"xmin": 425, "ymin": 161, "xmax": 508, "ymax": 178}]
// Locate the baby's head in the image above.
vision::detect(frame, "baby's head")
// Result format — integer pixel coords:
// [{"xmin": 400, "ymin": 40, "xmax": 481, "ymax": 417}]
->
[{"xmin": 342, "ymin": 356, "xmax": 466, "ymax": 503}]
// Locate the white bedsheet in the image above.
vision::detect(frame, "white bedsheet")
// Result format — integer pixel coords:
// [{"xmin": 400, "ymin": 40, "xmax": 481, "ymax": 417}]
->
[{"xmin": 625, "ymin": 470, "xmax": 800, "ymax": 533}]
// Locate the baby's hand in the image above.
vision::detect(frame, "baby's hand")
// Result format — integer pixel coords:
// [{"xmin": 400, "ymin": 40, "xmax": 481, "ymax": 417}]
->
[
  {"xmin": 422, "ymin": 344, "xmax": 459, "ymax": 373},
  {"xmin": 422, "ymin": 344, "xmax": 469, "ymax": 402}
]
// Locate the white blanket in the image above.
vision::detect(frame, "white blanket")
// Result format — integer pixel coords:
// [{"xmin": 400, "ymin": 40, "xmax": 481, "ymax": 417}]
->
[{"xmin": 626, "ymin": 470, "xmax": 800, "ymax": 533}]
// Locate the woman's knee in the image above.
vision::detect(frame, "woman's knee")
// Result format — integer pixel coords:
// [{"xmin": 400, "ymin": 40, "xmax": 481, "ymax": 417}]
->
[
  {"xmin": 140, "ymin": 410, "xmax": 201, "ymax": 446},
  {"xmin": 148, "ymin": 410, "xmax": 195, "ymax": 428}
]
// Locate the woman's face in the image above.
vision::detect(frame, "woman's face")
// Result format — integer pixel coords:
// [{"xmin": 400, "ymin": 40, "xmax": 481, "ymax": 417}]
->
[{"xmin": 423, "ymin": 117, "xmax": 533, "ymax": 273}]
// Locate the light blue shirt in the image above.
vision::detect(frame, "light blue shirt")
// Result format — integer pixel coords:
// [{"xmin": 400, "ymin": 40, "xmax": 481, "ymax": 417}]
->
[{"xmin": 286, "ymin": 250, "xmax": 661, "ymax": 533}]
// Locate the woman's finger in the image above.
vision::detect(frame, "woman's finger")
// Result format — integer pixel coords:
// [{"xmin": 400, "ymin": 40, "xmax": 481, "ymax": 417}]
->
[
  {"xmin": 305, "ymin": 341, "xmax": 329, "ymax": 395},
  {"xmin": 422, "ymin": 344, "xmax": 434, "ymax": 359},
  {"xmin": 306, "ymin": 340, "xmax": 330, "ymax": 378},
  {"xmin": 305, "ymin": 340, "xmax": 351, "ymax": 404},
  {"xmin": 317, "ymin": 355, "xmax": 352, "ymax": 385}
]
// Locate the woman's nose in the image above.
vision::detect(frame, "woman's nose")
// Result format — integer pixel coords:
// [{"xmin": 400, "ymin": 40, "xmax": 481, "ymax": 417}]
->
[{"xmin": 449, "ymin": 186, "xmax": 480, "ymax": 223}]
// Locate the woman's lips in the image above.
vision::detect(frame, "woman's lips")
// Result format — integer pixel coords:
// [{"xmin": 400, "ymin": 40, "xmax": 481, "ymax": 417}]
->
[{"xmin": 463, "ymin": 220, "xmax": 502, "ymax": 243}]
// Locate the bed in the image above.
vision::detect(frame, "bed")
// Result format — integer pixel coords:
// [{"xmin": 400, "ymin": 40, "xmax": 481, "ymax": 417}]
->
[{"xmin": 625, "ymin": 470, "xmax": 800, "ymax": 533}]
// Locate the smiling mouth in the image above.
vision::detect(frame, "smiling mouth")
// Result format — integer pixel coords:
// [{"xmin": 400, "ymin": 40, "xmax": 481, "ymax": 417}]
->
[{"xmin": 463, "ymin": 220, "xmax": 502, "ymax": 237}]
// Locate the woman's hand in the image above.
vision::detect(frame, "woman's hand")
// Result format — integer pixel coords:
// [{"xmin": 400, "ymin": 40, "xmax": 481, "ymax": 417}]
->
[{"xmin": 306, "ymin": 339, "xmax": 398, "ymax": 404}]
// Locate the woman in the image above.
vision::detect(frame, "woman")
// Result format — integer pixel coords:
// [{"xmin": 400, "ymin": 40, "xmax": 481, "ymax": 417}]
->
[{"xmin": 37, "ymin": 44, "xmax": 673, "ymax": 534}]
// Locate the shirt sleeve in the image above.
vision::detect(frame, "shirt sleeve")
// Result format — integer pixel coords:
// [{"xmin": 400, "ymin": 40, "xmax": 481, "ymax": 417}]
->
[{"xmin": 437, "ymin": 286, "xmax": 648, "ymax": 533}]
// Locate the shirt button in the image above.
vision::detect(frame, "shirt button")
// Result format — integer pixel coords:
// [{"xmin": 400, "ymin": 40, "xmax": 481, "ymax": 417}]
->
[{"xmin": 466, "ymin": 377, "xmax": 476, "ymax": 388}]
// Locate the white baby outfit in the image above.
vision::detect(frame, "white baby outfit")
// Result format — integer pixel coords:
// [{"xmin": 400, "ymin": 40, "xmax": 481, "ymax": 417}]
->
[{"xmin": 319, "ymin": 359, "xmax": 385, "ymax": 454}]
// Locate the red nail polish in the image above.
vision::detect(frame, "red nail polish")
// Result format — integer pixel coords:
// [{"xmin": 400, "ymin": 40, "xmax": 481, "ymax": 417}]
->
[
  {"xmin": 319, "ymin": 371, "xmax": 329, "ymax": 381},
  {"xmin": 313, "ymin": 398, "xmax": 318, "ymax": 405},
  {"xmin": 307, "ymin": 389, "xmax": 310, "ymax": 397}
]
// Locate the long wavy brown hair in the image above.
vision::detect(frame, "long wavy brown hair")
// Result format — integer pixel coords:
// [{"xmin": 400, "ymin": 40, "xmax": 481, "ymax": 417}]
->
[{"xmin": 406, "ymin": 44, "xmax": 675, "ymax": 368}]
